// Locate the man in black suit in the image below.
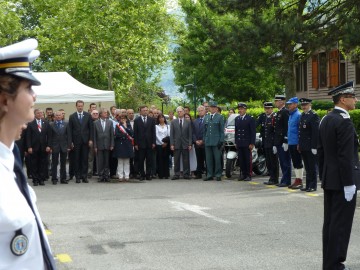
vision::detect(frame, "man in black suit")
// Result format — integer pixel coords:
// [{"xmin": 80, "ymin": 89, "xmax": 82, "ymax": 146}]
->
[
  {"xmin": 68, "ymin": 100, "xmax": 93, "ymax": 183},
  {"xmin": 319, "ymin": 81, "xmax": 360, "ymax": 270},
  {"xmin": 193, "ymin": 105, "xmax": 206, "ymax": 179},
  {"xmin": 49, "ymin": 111, "xmax": 69, "ymax": 184},
  {"xmin": 133, "ymin": 105, "xmax": 156, "ymax": 180},
  {"xmin": 170, "ymin": 106, "xmax": 192, "ymax": 180},
  {"xmin": 26, "ymin": 109, "xmax": 51, "ymax": 186}
]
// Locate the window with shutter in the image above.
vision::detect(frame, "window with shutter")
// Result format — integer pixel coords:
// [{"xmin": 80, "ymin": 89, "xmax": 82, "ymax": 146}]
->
[
  {"xmin": 329, "ymin": 50, "xmax": 339, "ymax": 87},
  {"xmin": 312, "ymin": 55, "xmax": 319, "ymax": 89}
]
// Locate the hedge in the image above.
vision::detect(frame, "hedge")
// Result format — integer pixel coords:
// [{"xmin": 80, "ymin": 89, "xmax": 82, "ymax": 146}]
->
[{"xmin": 221, "ymin": 108, "xmax": 360, "ymax": 134}]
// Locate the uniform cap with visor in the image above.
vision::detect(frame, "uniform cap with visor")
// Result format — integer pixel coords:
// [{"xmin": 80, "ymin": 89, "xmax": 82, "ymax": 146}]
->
[{"xmin": 0, "ymin": 39, "xmax": 41, "ymax": 86}]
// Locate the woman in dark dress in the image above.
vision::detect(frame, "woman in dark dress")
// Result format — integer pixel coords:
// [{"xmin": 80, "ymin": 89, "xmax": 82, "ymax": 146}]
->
[{"xmin": 113, "ymin": 114, "xmax": 134, "ymax": 181}]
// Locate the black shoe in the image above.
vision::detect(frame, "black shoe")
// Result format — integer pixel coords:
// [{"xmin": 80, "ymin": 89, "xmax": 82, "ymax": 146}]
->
[
  {"xmin": 194, "ymin": 174, "xmax": 202, "ymax": 179},
  {"xmin": 68, "ymin": 176, "xmax": 74, "ymax": 181},
  {"xmin": 171, "ymin": 176, "xmax": 180, "ymax": 180},
  {"xmin": 76, "ymin": 179, "xmax": 81, "ymax": 183},
  {"xmin": 264, "ymin": 180, "xmax": 278, "ymax": 185},
  {"xmin": 278, "ymin": 183, "xmax": 289, "ymax": 187},
  {"xmin": 82, "ymin": 179, "xmax": 89, "ymax": 183},
  {"xmin": 60, "ymin": 180, "xmax": 68, "ymax": 184},
  {"xmin": 140, "ymin": 176, "xmax": 145, "ymax": 181},
  {"xmin": 98, "ymin": 178, "xmax": 105, "ymax": 182},
  {"xmin": 146, "ymin": 176, "xmax": 152, "ymax": 180},
  {"xmin": 300, "ymin": 187, "xmax": 308, "ymax": 191},
  {"xmin": 216, "ymin": 177, "xmax": 221, "ymax": 181},
  {"xmin": 39, "ymin": 181, "xmax": 45, "ymax": 186},
  {"xmin": 238, "ymin": 176, "xmax": 246, "ymax": 181},
  {"xmin": 203, "ymin": 177, "xmax": 213, "ymax": 181},
  {"xmin": 183, "ymin": 176, "xmax": 191, "ymax": 180},
  {"xmin": 33, "ymin": 182, "xmax": 39, "ymax": 186},
  {"xmin": 52, "ymin": 181, "xmax": 57, "ymax": 185},
  {"xmin": 244, "ymin": 176, "xmax": 252, "ymax": 181},
  {"xmin": 306, "ymin": 188, "xmax": 317, "ymax": 192}
]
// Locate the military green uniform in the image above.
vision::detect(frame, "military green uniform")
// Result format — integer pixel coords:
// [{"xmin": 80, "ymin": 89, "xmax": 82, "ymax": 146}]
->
[{"xmin": 203, "ymin": 113, "xmax": 225, "ymax": 179}]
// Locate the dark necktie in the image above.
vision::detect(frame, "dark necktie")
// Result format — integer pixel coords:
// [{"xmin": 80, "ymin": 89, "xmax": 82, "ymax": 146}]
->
[
  {"xmin": 56, "ymin": 121, "xmax": 61, "ymax": 129},
  {"xmin": 180, "ymin": 119, "xmax": 182, "ymax": 129},
  {"xmin": 210, "ymin": 115, "xmax": 213, "ymax": 120},
  {"xmin": 13, "ymin": 145, "xmax": 56, "ymax": 270},
  {"xmin": 79, "ymin": 113, "xmax": 83, "ymax": 123},
  {"xmin": 199, "ymin": 118, "xmax": 203, "ymax": 126}
]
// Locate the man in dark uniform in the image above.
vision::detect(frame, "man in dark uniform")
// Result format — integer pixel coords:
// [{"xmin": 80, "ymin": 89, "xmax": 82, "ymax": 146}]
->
[
  {"xmin": 261, "ymin": 102, "xmax": 279, "ymax": 185},
  {"xmin": 319, "ymin": 81, "xmax": 360, "ymax": 270},
  {"xmin": 234, "ymin": 103, "xmax": 256, "ymax": 181},
  {"xmin": 273, "ymin": 95, "xmax": 292, "ymax": 187},
  {"xmin": 298, "ymin": 98, "xmax": 319, "ymax": 192},
  {"xmin": 193, "ymin": 105, "xmax": 206, "ymax": 179}
]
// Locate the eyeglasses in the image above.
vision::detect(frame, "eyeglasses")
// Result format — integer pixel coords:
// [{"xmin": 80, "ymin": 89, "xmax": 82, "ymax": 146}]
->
[{"xmin": 92, "ymin": 113, "xmax": 99, "ymax": 115}]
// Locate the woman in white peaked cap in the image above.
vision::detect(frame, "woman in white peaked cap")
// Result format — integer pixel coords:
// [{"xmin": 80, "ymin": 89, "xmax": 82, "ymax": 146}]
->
[{"xmin": 0, "ymin": 39, "xmax": 56, "ymax": 269}]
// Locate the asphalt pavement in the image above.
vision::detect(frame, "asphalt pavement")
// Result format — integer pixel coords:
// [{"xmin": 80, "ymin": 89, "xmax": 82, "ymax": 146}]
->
[{"xmin": 33, "ymin": 175, "xmax": 360, "ymax": 270}]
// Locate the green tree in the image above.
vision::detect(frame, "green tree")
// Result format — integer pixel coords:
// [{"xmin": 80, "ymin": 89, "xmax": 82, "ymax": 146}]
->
[
  {"xmin": 0, "ymin": 1, "xmax": 23, "ymax": 45},
  {"xmin": 175, "ymin": 0, "xmax": 360, "ymax": 99},
  {"xmin": 10, "ymin": 0, "xmax": 177, "ymax": 107}
]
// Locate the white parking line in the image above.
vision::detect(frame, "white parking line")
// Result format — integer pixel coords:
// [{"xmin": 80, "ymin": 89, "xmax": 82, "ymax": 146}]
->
[{"xmin": 169, "ymin": 200, "xmax": 231, "ymax": 224}]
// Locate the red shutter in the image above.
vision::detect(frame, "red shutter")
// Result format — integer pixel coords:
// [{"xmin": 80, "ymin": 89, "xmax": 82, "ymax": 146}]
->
[
  {"xmin": 312, "ymin": 55, "xmax": 319, "ymax": 89},
  {"xmin": 329, "ymin": 50, "xmax": 339, "ymax": 87}
]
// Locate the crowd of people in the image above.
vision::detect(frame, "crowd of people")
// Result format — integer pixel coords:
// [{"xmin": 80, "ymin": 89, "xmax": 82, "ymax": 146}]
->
[{"xmin": 13, "ymin": 94, "xmax": 323, "ymax": 190}]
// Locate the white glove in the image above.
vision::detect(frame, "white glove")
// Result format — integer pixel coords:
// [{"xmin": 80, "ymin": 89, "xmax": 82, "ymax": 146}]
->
[
  {"xmin": 272, "ymin": 146, "xmax": 277, "ymax": 154},
  {"xmin": 282, "ymin": 143, "xmax": 288, "ymax": 151},
  {"xmin": 344, "ymin": 185, "xmax": 356, "ymax": 202},
  {"xmin": 311, "ymin": 149, "xmax": 317, "ymax": 155}
]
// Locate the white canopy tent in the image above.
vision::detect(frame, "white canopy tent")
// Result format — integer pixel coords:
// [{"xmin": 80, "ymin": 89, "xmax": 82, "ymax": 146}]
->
[{"xmin": 32, "ymin": 72, "xmax": 115, "ymax": 103}]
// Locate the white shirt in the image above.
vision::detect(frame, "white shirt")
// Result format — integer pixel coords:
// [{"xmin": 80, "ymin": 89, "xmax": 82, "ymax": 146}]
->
[
  {"xmin": 156, "ymin": 124, "xmax": 170, "ymax": 145},
  {"xmin": 0, "ymin": 142, "xmax": 45, "ymax": 270}
]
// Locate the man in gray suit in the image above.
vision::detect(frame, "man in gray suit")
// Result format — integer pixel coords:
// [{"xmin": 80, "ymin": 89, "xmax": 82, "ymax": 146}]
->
[
  {"xmin": 170, "ymin": 106, "xmax": 192, "ymax": 180},
  {"xmin": 94, "ymin": 108, "xmax": 114, "ymax": 182},
  {"xmin": 49, "ymin": 111, "xmax": 69, "ymax": 184}
]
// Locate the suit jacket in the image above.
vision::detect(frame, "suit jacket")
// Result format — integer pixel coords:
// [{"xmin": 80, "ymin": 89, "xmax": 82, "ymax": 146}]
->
[
  {"xmin": 133, "ymin": 116, "xmax": 156, "ymax": 149},
  {"xmin": 93, "ymin": 118, "xmax": 114, "ymax": 150},
  {"xmin": 203, "ymin": 113, "xmax": 225, "ymax": 147},
  {"xmin": 49, "ymin": 120, "xmax": 68, "ymax": 153},
  {"xmin": 193, "ymin": 117, "xmax": 205, "ymax": 147},
  {"xmin": 318, "ymin": 108, "xmax": 360, "ymax": 190},
  {"xmin": 170, "ymin": 118, "xmax": 192, "ymax": 149},
  {"xmin": 68, "ymin": 111, "xmax": 93, "ymax": 146},
  {"xmin": 234, "ymin": 114, "xmax": 256, "ymax": 147},
  {"xmin": 26, "ymin": 118, "xmax": 51, "ymax": 151}
]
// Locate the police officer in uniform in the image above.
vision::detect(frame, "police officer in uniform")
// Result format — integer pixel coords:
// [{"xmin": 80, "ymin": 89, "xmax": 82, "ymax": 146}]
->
[
  {"xmin": 0, "ymin": 39, "xmax": 56, "ymax": 269},
  {"xmin": 298, "ymin": 98, "xmax": 319, "ymax": 192},
  {"xmin": 273, "ymin": 95, "xmax": 291, "ymax": 187},
  {"xmin": 319, "ymin": 81, "xmax": 360, "ymax": 270},
  {"xmin": 203, "ymin": 101, "xmax": 225, "ymax": 181},
  {"xmin": 234, "ymin": 103, "xmax": 256, "ymax": 181},
  {"xmin": 261, "ymin": 102, "xmax": 279, "ymax": 185}
]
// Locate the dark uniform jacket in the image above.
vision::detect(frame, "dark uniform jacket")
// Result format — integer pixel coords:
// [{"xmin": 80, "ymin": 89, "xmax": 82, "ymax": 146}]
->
[
  {"xmin": 203, "ymin": 113, "xmax": 225, "ymax": 147},
  {"xmin": 298, "ymin": 110, "xmax": 319, "ymax": 151},
  {"xmin": 318, "ymin": 108, "xmax": 360, "ymax": 190},
  {"xmin": 273, "ymin": 106, "xmax": 289, "ymax": 146},
  {"xmin": 263, "ymin": 113, "xmax": 276, "ymax": 148},
  {"xmin": 256, "ymin": 113, "xmax": 266, "ymax": 144},
  {"xmin": 193, "ymin": 117, "xmax": 205, "ymax": 146},
  {"xmin": 234, "ymin": 114, "xmax": 256, "ymax": 148}
]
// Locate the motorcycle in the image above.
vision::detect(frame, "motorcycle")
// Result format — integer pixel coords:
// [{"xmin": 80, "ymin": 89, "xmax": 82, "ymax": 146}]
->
[{"xmin": 224, "ymin": 114, "xmax": 267, "ymax": 178}]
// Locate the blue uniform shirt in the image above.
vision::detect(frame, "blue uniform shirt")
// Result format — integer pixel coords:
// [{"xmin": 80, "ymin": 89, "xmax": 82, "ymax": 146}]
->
[{"xmin": 287, "ymin": 108, "xmax": 301, "ymax": 145}]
